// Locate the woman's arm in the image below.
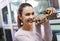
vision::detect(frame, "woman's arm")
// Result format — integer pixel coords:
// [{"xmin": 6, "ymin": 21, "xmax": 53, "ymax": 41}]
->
[
  {"xmin": 42, "ymin": 21, "xmax": 52, "ymax": 41},
  {"xmin": 35, "ymin": 23, "xmax": 41, "ymax": 35}
]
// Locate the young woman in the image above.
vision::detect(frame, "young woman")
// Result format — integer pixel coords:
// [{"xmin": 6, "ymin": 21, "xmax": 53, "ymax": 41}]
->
[{"xmin": 14, "ymin": 3, "xmax": 56, "ymax": 41}]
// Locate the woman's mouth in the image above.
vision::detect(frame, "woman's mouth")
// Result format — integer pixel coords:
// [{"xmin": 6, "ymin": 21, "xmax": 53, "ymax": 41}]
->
[{"xmin": 27, "ymin": 19, "xmax": 33, "ymax": 23}]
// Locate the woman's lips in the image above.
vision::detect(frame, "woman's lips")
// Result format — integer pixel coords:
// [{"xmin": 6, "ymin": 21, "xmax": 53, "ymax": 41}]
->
[{"xmin": 27, "ymin": 19, "xmax": 33, "ymax": 23}]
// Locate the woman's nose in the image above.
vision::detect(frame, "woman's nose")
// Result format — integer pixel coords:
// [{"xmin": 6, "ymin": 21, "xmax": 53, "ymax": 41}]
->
[{"xmin": 30, "ymin": 15, "xmax": 34, "ymax": 19}]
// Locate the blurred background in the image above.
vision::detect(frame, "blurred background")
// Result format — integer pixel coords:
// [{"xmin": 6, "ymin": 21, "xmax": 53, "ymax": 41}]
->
[{"xmin": 0, "ymin": 0, "xmax": 60, "ymax": 41}]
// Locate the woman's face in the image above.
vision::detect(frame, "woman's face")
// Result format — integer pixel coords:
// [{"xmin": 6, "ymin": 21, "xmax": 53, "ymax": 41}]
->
[{"xmin": 21, "ymin": 6, "xmax": 35, "ymax": 25}]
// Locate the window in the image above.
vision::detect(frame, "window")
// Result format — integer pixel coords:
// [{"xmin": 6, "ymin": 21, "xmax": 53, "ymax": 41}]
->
[
  {"xmin": 49, "ymin": 0, "xmax": 59, "ymax": 9},
  {"xmin": 52, "ymin": 30, "xmax": 60, "ymax": 41},
  {"xmin": 0, "ymin": 0, "xmax": 3, "ymax": 3},
  {"xmin": 56, "ymin": 33, "xmax": 60, "ymax": 41},
  {"xmin": 0, "ymin": 27, "xmax": 5, "ymax": 41},
  {"xmin": 11, "ymin": 11, "xmax": 16, "ymax": 23},
  {"xmin": 2, "ymin": 6, "xmax": 8, "ymax": 24}
]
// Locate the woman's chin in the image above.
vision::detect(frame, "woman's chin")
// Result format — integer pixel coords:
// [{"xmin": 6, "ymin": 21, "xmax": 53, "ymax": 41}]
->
[{"xmin": 28, "ymin": 22, "xmax": 33, "ymax": 25}]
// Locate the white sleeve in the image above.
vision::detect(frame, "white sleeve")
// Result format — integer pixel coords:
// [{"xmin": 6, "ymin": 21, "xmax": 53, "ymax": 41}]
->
[
  {"xmin": 15, "ymin": 35, "xmax": 33, "ymax": 41},
  {"xmin": 43, "ymin": 21, "xmax": 52, "ymax": 41},
  {"xmin": 35, "ymin": 23, "xmax": 41, "ymax": 34}
]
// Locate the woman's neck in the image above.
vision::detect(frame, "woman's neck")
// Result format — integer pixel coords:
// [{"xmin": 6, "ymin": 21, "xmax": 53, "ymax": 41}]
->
[{"xmin": 22, "ymin": 24, "xmax": 33, "ymax": 31}]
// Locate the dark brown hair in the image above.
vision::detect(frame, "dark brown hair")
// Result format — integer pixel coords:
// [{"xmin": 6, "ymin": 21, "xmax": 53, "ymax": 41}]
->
[{"xmin": 17, "ymin": 3, "xmax": 33, "ymax": 28}]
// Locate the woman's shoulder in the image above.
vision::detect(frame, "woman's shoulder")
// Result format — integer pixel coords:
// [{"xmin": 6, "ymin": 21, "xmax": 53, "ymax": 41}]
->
[
  {"xmin": 14, "ymin": 28, "xmax": 29, "ymax": 37},
  {"xmin": 14, "ymin": 29, "xmax": 31, "ymax": 41},
  {"xmin": 15, "ymin": 28, "xmax": 23, "ymax": 36}
]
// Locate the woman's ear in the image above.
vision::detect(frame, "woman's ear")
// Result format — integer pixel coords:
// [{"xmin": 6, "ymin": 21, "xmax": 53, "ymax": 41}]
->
[{"xmin": 18, "ymin": 14, "xmax": 22, "ymax": 20}]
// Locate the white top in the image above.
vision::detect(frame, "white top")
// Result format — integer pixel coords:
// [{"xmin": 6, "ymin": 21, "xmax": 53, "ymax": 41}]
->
[
  {"xmin": 14, "ymin": 22, "xmax": 52, "ymax": 41},
  {"xmin": 14, "ymin": 28, "xmax": 42, "ymax": 41}
]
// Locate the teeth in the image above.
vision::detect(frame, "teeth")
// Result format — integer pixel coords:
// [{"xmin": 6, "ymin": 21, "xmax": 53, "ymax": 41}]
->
[{"xmin": 28, "ymin": 19, "xmax": 33, "ymax": 23}]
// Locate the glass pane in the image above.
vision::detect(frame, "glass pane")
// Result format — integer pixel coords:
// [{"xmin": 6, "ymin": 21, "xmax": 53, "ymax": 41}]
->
[
  {"xmin": 49, "ymin": 0, "xmax": 59, "ymax": 9},
  {"xmin": 0, "ymin": 0, "xmax": 3, "ymax": 3},
  {"xmin": 5, "ymin": 29, "xmax": 12, "ymax": 41},
  {"xmin": 0, "ymin": 27, "xmax": 5, "ymax": 41},
  {"xmin": 2, "ymin": 6, "xmax": 8, "ymax": 24},
  {"xmin": 10, "ymin": 1, "xmax": 20, "ymax": 24},
  {"xmin": 56, "ymin": 33, "xmax": 60, "ymax": 41},
  {"xmin": 11, "ymin": 11, "xmax": 16, "ymax": 23}
]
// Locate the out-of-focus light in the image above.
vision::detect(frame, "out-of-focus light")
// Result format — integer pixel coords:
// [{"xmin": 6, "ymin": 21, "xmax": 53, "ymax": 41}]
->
[
  {"xmin": 0, "ymin": 0, "xmax": 3, "ymax": 2},
  {"xmin": 26, "ymin": 0, "xmax": 39, "ymax": 7},
  {"xmin": 11, "ymin": 0, "xmax": 18, "ymax": 2}
]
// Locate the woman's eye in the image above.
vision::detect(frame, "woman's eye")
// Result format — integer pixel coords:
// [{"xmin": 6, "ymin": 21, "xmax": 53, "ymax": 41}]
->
[
  {"xmin": 32, "ymin": 12, "xmax": 34, "ymax": 15},
  {"xmin": 25, "ymin": 13, "xmax": 30, "ymax": 16}
]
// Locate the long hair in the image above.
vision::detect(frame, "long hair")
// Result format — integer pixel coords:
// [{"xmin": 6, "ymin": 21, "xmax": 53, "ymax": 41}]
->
[{"xmin": 17, "ymin": 3, "xmax": 32, "ymax": 28}]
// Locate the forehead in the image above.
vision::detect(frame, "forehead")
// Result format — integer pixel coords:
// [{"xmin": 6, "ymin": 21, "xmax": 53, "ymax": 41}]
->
[{"xmin": 22, "ymin": 6, "xmax": 34, "ymax": 14}]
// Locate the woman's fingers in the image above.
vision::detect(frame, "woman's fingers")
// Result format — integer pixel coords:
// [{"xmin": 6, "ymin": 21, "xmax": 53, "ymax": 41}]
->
[{"xmin": 37, "ymin": 14, "xmax": 48, "ymax": 24}]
